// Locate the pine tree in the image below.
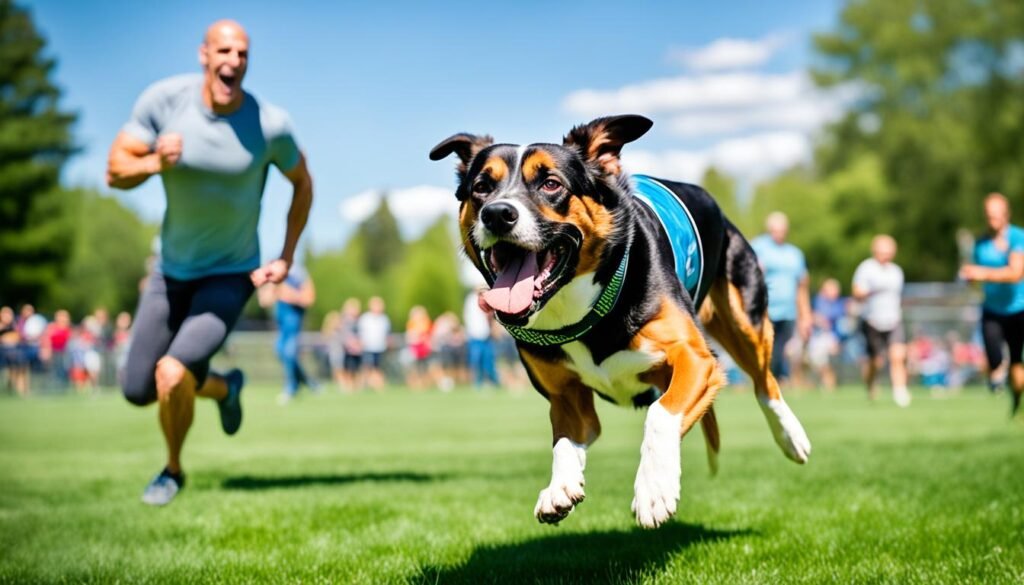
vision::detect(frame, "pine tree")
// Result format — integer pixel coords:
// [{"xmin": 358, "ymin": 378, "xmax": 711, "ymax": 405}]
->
[
  {"xmin": 356, "ymin": 195, "xmax": 404, "ymax": 276},
  {"xmin": 0, "ymin": 0, "xmax": 77, "ymax": 305}
]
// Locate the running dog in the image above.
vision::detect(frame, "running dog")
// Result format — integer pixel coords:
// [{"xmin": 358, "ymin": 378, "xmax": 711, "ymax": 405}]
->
[{"xmin": 430, "ymin": 115, "xmax": 811, "ymax": 528}]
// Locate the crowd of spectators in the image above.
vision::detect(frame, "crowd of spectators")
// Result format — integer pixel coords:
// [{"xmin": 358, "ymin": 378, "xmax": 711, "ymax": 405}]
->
[{"xmin": 0, "ymin": 304, "xmax": 132, "ymax": 396}]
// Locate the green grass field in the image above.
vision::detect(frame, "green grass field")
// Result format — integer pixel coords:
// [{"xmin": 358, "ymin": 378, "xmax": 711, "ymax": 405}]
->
[{"xmin": 1, "ymin": 385, "xmax": 1022, "ymax": 584}]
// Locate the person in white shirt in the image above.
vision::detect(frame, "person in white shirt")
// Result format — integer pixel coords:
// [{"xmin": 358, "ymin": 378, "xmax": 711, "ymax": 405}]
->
[
  {"xmin": 357, "ymin": 297, "xmax": 391, "ymax": 390},
  {"xmin": 852, "ymin": 234, "xmax": 910, "ymax": 406}
]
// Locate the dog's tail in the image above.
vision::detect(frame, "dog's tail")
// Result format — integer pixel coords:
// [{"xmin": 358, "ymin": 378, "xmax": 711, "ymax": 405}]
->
[{"xmin": 700, "ymin": 405, "xmax": 721, "ymax": 476}]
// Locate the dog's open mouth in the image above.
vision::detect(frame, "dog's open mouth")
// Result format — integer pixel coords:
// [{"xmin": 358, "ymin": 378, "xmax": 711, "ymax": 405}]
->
[{"xmin": 481, "ymin": 238, "xmax": 575, "ymax": 319}]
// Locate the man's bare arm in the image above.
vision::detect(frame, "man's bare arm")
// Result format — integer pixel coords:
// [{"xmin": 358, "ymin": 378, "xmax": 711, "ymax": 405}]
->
[
  {"xmin": 279, "ymin": 153, "xmax": 313, "ymax": 266},
  {"xmin": 106, "ymin": 132, "xmax": 159, "ymax": 190},
  {"xmin": 250, "ymin": 153, "xmax": 313, "ymax": 287},
  {"xmin": 961, "ymin": 252, "xmax": 1024, "ymax": 284},
  {"xmin": 106, "ymin": 132, "xmax": 182, "ymax": 190}
]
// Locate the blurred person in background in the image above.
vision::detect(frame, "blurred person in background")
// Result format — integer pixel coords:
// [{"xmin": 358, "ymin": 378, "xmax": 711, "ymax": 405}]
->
[
  {"xmin": 959, "ymin": 192, "xmax": 1024, "ymax": 415},
  {"xmin": 113, "ymin": 311, "xmax": 133, "ymax": 385},
  {"xmin": 67, "ymin": 320, "xmax": 102, "ymax": 394},
  {"xmin": 430, "ymin": 311, "xmax": 461, "ymax": 391},
  {"xmin": 40, "ymin": 309, "xmax": 73, "ymax": 388},
  {"xmin": 358, "ymin": 297, "xmax": 390, "ymax": 391},
  {"xmin": 263, "ymin": 266, "xmax": 318, "ymax": 405},
  {"xmin": 320, "ymin": 310, "xmax": 344, "ymax": 391},
  {"xmin": 404, "ymin": 305, "xmax": 433, "ymax": 390},
  {"xmin": 492, "ymin": 321, "xmax": 526, "ymax": 391},
  {"xmin": 809, "ymin": 279, "xmax": 846, "ymax": 391},
  {"xmin": 463, "ymin": 289, "xmax": 499, "ymax": 390},
  {"xmin": 338, "ymin": 298, "xmax": 362, "ymax": 392},
  {"xmin": 853, "ymin": 234, "xmax": 909, "ymax": 407},
  {"xmin": 0, "ymin": 306, "xmax": 23, "ymax": 395},
  {"xmin": 15, "ymin": 305, "xmax": 46, "ymax": 396},
  {"xmin": 750, "ymin": 212, "xmax": 813, "ymax": 385}
]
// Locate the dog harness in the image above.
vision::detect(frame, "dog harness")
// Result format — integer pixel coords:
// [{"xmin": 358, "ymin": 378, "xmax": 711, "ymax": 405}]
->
[
  {"xmin": 498, "ymin": 175, "xmax": 704, "ymax": 347},
  {"xmin": 631, "ymin": 174, "xmax": 705, "ymax": 304}
]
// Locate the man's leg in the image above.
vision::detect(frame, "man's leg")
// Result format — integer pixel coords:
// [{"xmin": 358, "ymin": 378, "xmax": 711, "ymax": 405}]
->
[
  {"xmin": 155, "ymin": 356, "xmax": 197, "ymax": 475},
  {"xmin": 769, "ymin": 320, "xmax": 794, "ymax": 382},
  {"xmin": 277, "ymin": 327, "xmax": 300, "ymax": 399},
  {"xmin": 1004, "ymin": 312, "xmax": 1024, "ymax": 415},
  {"xmin": 980, "ymin": 312, "xmax": 1006, "ymax": 392},
  {"xmin": 861, "ymin": 323, "xmax": 881, "ymax": 400},
  {"xmin": 889, "ymin": 341, "xmax": 910, "ymax": 407},
  {"xmin": 168, "ymin": 273, "xmax": 253, "ymax": 434}
]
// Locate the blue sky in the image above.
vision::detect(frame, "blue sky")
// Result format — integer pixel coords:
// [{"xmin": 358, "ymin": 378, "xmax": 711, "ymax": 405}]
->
[{"xmin": 28, "ymin": 0, "xmax": 843, "ymax": 257}]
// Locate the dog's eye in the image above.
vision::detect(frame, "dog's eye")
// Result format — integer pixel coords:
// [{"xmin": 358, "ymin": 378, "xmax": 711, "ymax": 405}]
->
[
  {"xmin": 540, "ymin": 179, "xmax": 562, "ymax": 193},
  {"xmin": 472, "ymin": 181, "xmax": 492, "ymax": 195}
]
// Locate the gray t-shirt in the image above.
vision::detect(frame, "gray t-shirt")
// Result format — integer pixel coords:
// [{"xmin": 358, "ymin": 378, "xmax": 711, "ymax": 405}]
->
[
  {"xmin": 122, "ymin": 74, "xmax": 300, "ymax": 280},
  {"xmin": 852, "ymin": 258, "xmax": 904, "ymax": 331}
]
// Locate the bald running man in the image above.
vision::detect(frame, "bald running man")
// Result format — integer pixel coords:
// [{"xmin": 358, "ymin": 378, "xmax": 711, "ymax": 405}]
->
[
  {"xmin": 960, "ymin": 193, "xmax": 1024, "ymax": 416},
  {"xmin": 750, "ymin": 212, "xmax": 813, "ymax": 383},
  {"xmin": 106, "ymin": 20, "xmax": 313, "ymax": 505}
]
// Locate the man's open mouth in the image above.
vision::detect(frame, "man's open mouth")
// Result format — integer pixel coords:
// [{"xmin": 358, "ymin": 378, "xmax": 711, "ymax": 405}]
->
[
  {"xmin": 480, "ymin": 237, "xmax": 576, "ymax": 319},
  {"xmin": 217, "ymin": 72, "xmax": 238, "ymax": 92}
]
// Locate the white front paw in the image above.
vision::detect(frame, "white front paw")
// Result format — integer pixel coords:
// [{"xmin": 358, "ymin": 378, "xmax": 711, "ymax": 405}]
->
[
  {"xmin": 534, "ymin": 475, "xmax": 585, "ymax": 524},
  {"xmin": 632, "ymin": 402, "xmax": 682, "ymax": 529}
]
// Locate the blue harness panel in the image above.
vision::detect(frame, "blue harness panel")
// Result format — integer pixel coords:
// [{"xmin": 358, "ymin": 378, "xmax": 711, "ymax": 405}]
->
[{"xmin": 631, "ymin": 175, "xmax": 704, "ymax": 303}]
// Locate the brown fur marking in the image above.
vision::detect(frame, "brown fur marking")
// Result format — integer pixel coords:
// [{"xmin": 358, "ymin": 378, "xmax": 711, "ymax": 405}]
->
[
  {"xmin": 521, "ymin": 150, "xmax": 557, "ymax": 183},
  {"xmin": 482, "ymin": 156, "xmax": 508, "ymax": 183},
  {"xmin": 459, "ymin": 202, "xmax": 482, "ymax": 268},
  {"xmin": 536, "ymin": 196, "xmax": 614, "ymax": 275},
  {"xmin": 520, "ymin": 349, "xmax": 602, "ymax": 446},
  {"xmin": 633, "ymin": 296, "xmax": 726, "ymax": 435}
]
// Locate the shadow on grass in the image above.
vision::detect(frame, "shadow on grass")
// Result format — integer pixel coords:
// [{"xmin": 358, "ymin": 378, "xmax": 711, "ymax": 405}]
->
[
  {"xmin": 413, "ymin": 521, "xmax": 751, "ymax": 584},
  {"xmin": 221, "ymin": 471, "xmax": 445, "ymax": 490}
]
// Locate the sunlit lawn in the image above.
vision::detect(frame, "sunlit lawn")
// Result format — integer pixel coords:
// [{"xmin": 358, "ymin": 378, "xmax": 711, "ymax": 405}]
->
[{"xmin": 1, "ymin": 384, "xmax": 1022, "ymax": 583}]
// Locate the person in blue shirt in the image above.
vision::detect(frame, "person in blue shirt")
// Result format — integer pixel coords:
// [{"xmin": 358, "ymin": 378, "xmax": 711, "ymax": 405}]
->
[
  {"xmin": 267, "ymin": 267, "xmax": 318, "ymax": 405},
  {"xmin": 106, "ymin": 20, "xmax": 314, "ymax": 505},
  {"xmin": 750, "ymin": 212, "xmax": 813, "ymax": 383},
  {"xmin": 960, "ymin": 193, "xmax": 1024, "ymax": 415}
]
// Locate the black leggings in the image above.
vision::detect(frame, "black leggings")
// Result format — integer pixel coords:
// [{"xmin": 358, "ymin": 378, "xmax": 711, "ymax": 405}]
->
[
  {"xmin": 122, "ymin": 271, "xmax": 254, "ymax": 406},
  {"xmin": 981, "ymin": 309, "xmax": 1024, "ymax": 371}
]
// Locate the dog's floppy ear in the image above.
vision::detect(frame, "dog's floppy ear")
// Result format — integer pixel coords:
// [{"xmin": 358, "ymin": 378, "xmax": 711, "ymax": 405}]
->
[
  {"xmin": 429, "ymin": 133, "xmax": 495, "ymax": 174},
  {"xmin": 563, "ymin": 115, "xmax": 653, "ymax": 176}
]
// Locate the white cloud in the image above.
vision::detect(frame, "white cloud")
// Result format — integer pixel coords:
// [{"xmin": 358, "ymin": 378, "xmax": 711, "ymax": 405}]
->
[
  {"xmin": 623, "ymin": 131, "xmax": 812, "ymax": 185},
  {"xmin": 667, "ymin": 34, "xmax": 788, "ymax": 72},
  {"xmin": 338, "ymin": 184, "xmax": 457, "ymax": 239},
  {"xmin": 666, "ymin": 94, "xmax": 846, "ymax": 137},
  {"xmin": 563, "ymin": 71, "xmax": 808, "ymax": 117}
]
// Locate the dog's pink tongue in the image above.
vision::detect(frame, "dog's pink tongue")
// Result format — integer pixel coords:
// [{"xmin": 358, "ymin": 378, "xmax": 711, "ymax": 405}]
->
[{"xmin": 483, "ymin": 251, "xmax": 539, "ymax": 315}]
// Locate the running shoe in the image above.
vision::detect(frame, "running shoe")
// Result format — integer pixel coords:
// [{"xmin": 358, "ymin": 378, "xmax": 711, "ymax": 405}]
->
[
  {"xmin": 218, "ymin": 369, "xmax": 245, "ymax": 435},
  {"xmin": 141, "ymin": 468, "xmax": 184, "ymax": 506}
]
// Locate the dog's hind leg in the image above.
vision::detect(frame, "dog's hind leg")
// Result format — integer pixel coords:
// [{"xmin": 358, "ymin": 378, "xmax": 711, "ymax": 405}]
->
[
  {"xmin": 699, "ymin": 226, "xmax": 811, "ymax": 463},
  {"xmin": 521, "ymin": 352, "xmax": 601, "ymax": 525}
]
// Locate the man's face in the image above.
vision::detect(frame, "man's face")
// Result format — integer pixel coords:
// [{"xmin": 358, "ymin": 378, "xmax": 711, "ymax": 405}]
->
[
  {"xmin": 985, "ymin": 198, "xmax": 1010, "ymax": 233},
  {"xmin": 768, "ymin": 222, "xmax": 788, "ymax": 244},
  {"xmin": 200, "ymin": 23, "xmax": 249, "ymax": 109}
]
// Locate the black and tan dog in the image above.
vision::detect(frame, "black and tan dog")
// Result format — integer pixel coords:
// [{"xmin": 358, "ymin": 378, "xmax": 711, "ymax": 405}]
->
[{"xmin": 430, "ymin": 115, "xmax": 811, "ymax": 528}]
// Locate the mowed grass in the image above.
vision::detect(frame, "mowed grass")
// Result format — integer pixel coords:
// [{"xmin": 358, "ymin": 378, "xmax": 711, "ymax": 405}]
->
[{"xmin": 1, "ymin": 384, "xmax": 1022, "ymax": 584}]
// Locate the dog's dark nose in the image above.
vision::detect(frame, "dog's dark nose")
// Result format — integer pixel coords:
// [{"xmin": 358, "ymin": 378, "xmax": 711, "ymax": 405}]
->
[{"xmin": 481, "ymin": 201, "xmax": 519, "ymax": 235}]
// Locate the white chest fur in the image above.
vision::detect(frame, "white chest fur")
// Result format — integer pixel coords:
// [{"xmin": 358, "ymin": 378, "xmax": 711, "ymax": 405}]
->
[{"xmin": 562, "ymin": 341, "xmax": 665, "ymax": 406}]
